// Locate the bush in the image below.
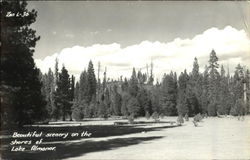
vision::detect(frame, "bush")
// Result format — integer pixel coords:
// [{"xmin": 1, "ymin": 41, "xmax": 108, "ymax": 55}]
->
[
  {"xmin": 208, "ymin": 103, "xmax": 217, "ymax": 116},
  {"xmin": 184, "ymin": 113, "xmax": 189, "ymax": 121},
  {"xmin": 160, "ymin": 113, "xmax": 165, "ymax": 119},
  {"xmin": 72, "ymin": 104, "xmax": 84, "ymax": 121},
  {"xmin": 177, "ymin": 115, "xmax": 184, "ymax": 125},
  {"xmin": 128, "ymin": 114, "xmax": 134, "ymax": 124},
  {"xmin": 230, "ymin": 99, "xmax": 245, "ymax": 116},
  {"xmin": 145, "ymin": 111, "xmax": 151, "ymax": 120},
  {"xmin": 194, "ymin": 113, "xmax": 203, "ymax": 122},
  {"xmin": 152, "ymin": 112, "xmax": 159, "ymax": 122}
]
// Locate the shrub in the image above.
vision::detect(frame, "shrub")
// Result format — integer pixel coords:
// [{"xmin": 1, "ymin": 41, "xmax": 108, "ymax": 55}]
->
[
  {"xmin": 160, "ymin": 113, "xmax": 165, "ymax": 119},
  {"xmin": 230, "ymin": 99, "xmax": 245, "ymax": 116},
  {"xmin": 184, "ymin": 113, "xmax": 189, "ymax": 121},
  {"xmin": 128, "ymin": 114, "xmax": 134, "ymax": 124},
  {"xmin": 152, "ymin": 112, "xmax": 159, "ymax": 122},
  {"xmin": 177, "ymin": 115, "xmax": 184, "ymax": 125},
  {"xmin": 194, "ymin": 113, "xmax": 203, "ymax": 122},
  {"xmin": 145, "ymin": 111, "xmax": 151, "ymax": 120}
]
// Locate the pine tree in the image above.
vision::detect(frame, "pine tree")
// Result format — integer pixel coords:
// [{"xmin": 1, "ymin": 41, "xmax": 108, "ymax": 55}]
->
[
  {"xmin": 110, "ymin": 84, "xmax": 122, "ymax": 115},
  {"xmin": 1, "ymin": 1, "xmax": 47, "ymax": 126},
  {"xmin": 148, "ymin": 61, "xmax": 154, "ymax": 85},
  {"xmin": 207, "ymin": 50, "xmax": 220, "ymax": 116},
  {"xmin": 127, "ymin": 96, "xmax": 140, "ymax": 117},
  {"xmin": 87, "ymin": 60, "xmax": 97, "ymax": 104},
  {"xmin": 245, "ymin": 69, "xmax": 250, "ymax": 113},
  {"xmin": 54, "ymin": 66, "xmax": 71, "ymax": 121},
  {"xmin": 186, "ymin": 58, "xmax": 202, "ymax": 115},
  {"xmin": 217, "ymin": 65, "xmax": 231, "ymax": 114},
  {"xmin": 231, "ymin": 64, "xmax": 245, "ymax": 115},
  {"xmin": 121, "ymin": 78, "xmax": 129, "ymax": 92},
  {"xmin": 55, "ymin": 58, "xmax": 59, "ymax": 87},
  {"xmin": 69, "ymin": 75, "xmax": 75, "ymax": 121},
  {"xmin": 160, "ymin": 73, "xmax": 177, "ymax": 116},
  {"xmin": 72, "ymin": 82, "xmax": 83, "ymax": 120},
  {"xmin": 192, "ymin": 58, "xmax": 203, "ymax": 112},
  {"xmin": 129, "ymin": 68, "xmax": 139, "ymax": 97},
  {"xmin": 151, "ymin": 84, "xmax": 161, "ymax": 113},
  {"xmin": 79, "ymin": 70, "xmax": 88, "ymax": 102},
  {"xmin": 233, "ymin": 64, "xmax": 244, "ymax": 100},
  {"xmin": 136, "ymin": 87, "xmax": 152, "ymax": 116},
  {"xmin": 137, "ymin": 70, "xmax": 144, "ymax": 85},
  {"xmin": 41, "ymin": 68, "xmax": 55, "ymax": 118},
  {"xmin": 121, "ymin": 92, "xmax": 130, "ymax": 117},
  {"xmin": 104, "ymin": 88, "xmax": 111, "ymax": 116},
  {"xmin": 177, "ymin": 70, "xmax": 189, "ymax": 116},
  {"xmin": 201, "ymin": 65, "xmax": 209, "ymax": 114},
  {"xmin": 98, "ymin": 99, "xmax": 108, "ymax": 119}
]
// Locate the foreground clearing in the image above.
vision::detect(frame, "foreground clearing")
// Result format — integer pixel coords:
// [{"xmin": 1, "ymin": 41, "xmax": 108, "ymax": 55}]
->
[{"xmin": 66, "ymin": 116, "xmax": 250, "ymax": 160}]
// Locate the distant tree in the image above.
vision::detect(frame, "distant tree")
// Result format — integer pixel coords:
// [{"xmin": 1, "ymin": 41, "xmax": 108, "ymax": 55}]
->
[
  {"xmin": 151, "ymin": 84, "xmax": 161, "ymax": 113},
  {"xmin": 127, "ymin": 96, "xmax": 140, "ymax": 117},
  {"xmin": 136, "ymin": 87, "xmax": 152, "ymax": 116},
  {"xmin": 104, "ymin": 88, "xmax": 111, "ymax": 116},
  {"xmin": 69, "ymin": 75, "xmax": 75, "ymax": 121},
  {"xmin": 55, "ymin": 58, "xmax": 59, "ymax": 87},
  {"xmin": 84, "ymin": 99, "xmax": 95, "ymax": 118},
  {"xmin": 110, "ymin": 84, "xmax": 122, "ymax": 115},
  {"xmin": 72, "ymin": 101, "xmax": 85, "ymax": 121},
  {"xmin": 207, "ymin": 50, "xmax": 220, "ymax": 116},
  {"xmin": 230, "ymin": 99, "xmax": 245, "ymax": 116},
  {"xmin": 137, "ymin": 70, "xmax": 144, "ymax": 85},
  {"xmin": 217, "ymin": 65, "xmax": 231, "ymax": 114},
  {"xmin": 177, "ymin": 70, "xmax": 189, "ymax": 116},
  {"xmin": 98, "ymin": 100, "xmax": 108, "ymax": 119},
  {"xmin": 121, "ymin": 78, "xmax": 129, "ymax": 92},
  {"xmin": 201, "ymin": 65, "xmax": 209, "ymax": 114},
  {"xmin": 245, "ymin": 69, "xmax": 250, "ymax": 114},
  {"xmin": 121, "ymin": 92, "xmax": 130, "ymax": 117},
  {"xmin": 160, "ymin": 73, "xmax": 177, "ymax": 116},
  {"xmin": 54, "ymin": 66, "xmax": 71, "ymax": 121},
  {"xmin": 233, "ymin": 64, "xmax": 244, "ymax": 101},
  {"xmin": 87, "ymin": 60, "xmax": 97, "ymax": 104},
  {"xmin": 148, "ymin": 62, "xmax": 154, "ymax": 85},
  {"xmin": 1, "ymin": 1, "xmax": 47, "ymax": 127},
  {"xmin": 74, "ymin": 82, "xmax": 80, "ymax": 102},
  {"xmin": 41, "ymin": 68, "xmax": 55, "ymax": 118},
  {"xmin": 188, "ymin": 57, "xmax": 203, "ymax": 114},
  {"xmin": 129, "ymin": 68, "xmax": 139, "ymax": 97},
  {"xmin": 79, "ymin": 70, "xmax": 88, "ymax": 101}
]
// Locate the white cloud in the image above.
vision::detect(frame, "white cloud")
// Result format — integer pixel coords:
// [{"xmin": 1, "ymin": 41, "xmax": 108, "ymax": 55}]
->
[
  {"xmin": 65, "ymin": 33, "xmax": 74, "ymax": 38},
  {"xmin": 107, "ymin": 29, "xmax": 112, "ymax": 32},
  {"xmin": 35, "ymin": 26, "xmax": 250, "ymax": 81},
  {"xmin": 90, "ymin": 31, "xmax": 99, "ymax": 35}
]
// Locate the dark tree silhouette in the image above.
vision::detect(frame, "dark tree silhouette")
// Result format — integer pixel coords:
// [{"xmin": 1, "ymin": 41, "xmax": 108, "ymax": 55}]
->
[{"xmin": 1, "ymin": 0, "xmax": 47, "ymax": 127}]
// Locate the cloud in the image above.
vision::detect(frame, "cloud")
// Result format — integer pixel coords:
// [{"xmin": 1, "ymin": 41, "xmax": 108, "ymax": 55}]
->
[
  {"xmin": 90, "ymin": 31, "xmax": 99, "ymax": 35},
  {"xmin": 107, "ymin": 29, "xmax": 112, "ymax": 32},
  {"xmin": 35, "ymin": 26, "xmax": 250, "ymax": 81},
  {"xmin": 65, "ymin": 33, "xmax": 74, "ymax": 38}
]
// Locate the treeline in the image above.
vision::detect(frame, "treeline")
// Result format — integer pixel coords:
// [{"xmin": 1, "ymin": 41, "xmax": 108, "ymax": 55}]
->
[
  {"xmin": 2, "ymin": 1, "xmax": 249, "ymax": 128},
  {"xmin": 40, "ymin": 50, "xmax": 250, "ymax": 121}
]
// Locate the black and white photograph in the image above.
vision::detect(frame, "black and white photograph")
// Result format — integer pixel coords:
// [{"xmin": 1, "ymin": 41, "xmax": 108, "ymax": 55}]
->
[{"xmin": 1, "ymin": 0, "xmax": 250, "ymax": 159}]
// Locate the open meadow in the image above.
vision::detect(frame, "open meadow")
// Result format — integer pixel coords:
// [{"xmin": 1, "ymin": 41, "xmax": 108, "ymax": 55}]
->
[{"xmin": 1, "ymin": 116, "xmax": 250, "ymax": 160}]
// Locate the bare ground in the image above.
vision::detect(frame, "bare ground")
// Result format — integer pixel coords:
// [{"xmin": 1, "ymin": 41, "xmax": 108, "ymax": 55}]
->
[{"xmin": 65, "ymin": 116, "xmax": 250, "ymax": 160}]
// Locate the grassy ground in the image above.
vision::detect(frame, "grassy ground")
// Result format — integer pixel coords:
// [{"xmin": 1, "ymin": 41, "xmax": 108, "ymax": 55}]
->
[
  {"xmin": 1, "ymin": 116, "xmax": 250, "ymax": 160},
  {"xmin": 1, "ymin": 118, "xmax": 177, "ymax": 160}
]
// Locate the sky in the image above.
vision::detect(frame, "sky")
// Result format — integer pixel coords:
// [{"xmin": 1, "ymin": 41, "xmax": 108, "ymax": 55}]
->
[{"xmin": 28, "ymin": 1, "xmax": 250, "ymax": 81}]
